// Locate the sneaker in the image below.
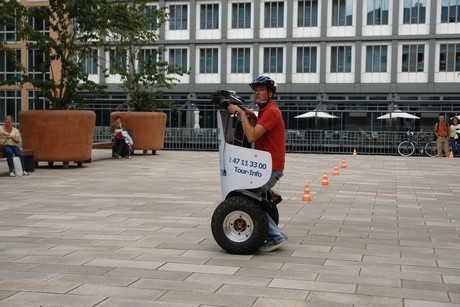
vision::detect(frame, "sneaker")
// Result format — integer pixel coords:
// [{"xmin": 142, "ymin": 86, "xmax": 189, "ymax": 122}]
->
[
  {"xmin": 126, "ymin": 155, "xmax": 131, "ymax": 159},
  {"xmin": 23, "ymin": 171, "xmax": 29, "ymax": 176},
  {"xmin": 258, "ymin": 239, "xmax": 286, "ymax": 252},
  {"xmin": 9, "ymin": 171, "xmax": 15, "ymax": 177},
  {"xmin": 117, "ymin": 156, "xmax": 121, "ymax": 159}
]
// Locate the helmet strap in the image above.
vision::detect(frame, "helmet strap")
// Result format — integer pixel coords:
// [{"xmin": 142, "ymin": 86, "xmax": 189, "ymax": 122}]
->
[{"xmin": 258, "ymin": 91, "xmax": 274, "ymax": 109}]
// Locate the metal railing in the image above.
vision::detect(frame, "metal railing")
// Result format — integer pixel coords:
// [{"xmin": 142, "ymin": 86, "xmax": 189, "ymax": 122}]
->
[
  {"xmin": 94, "ymin": 126, "xmax": 112, "ymax": 142},
  {"xmin": 94, "ymin": 127, "xmax": 423, "ymax": 155}
]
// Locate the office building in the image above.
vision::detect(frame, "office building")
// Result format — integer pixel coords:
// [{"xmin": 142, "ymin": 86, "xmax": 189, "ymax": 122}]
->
[{"xmin": 2, "ymin": 0, "xmax": 460, "ymax": 132}]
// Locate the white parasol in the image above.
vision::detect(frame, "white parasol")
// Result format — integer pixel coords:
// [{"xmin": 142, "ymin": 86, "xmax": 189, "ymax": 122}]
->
[
  {"xmin": 295, "ymin": 111, "xmax": 339, "ymax": 119},
  {"xmin": 377, "ymin": 110, "xmax": 420, "ymax": 120}
]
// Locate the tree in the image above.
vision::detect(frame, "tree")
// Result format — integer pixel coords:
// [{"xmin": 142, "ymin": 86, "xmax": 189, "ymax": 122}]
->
[
  {"xmin": 18, "ymin": 0, "xmax": 111, "ymax": 110},
  {"xmin": 1, "ymin": 0, "xmax": 185, "ymax": 111},
  {"xmin": 0, "ymin": 1, "xmax": 24, "ymax": 87},
  {"xmin": 104, "ymin": 1, "xmax": 188, "ymax": 112}
]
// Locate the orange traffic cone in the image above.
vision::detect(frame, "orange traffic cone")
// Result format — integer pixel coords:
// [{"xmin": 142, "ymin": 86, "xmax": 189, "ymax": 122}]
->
[
  {"xmin": 302, "ymin": 184, "xmax": 312, "ymax": 202},
  {"xmin": 321, "ymin": 172, "xmax": 329, "ymax": 186},
  {"xmin": 450, "ymin": 151, "xmax": 454, "ymax": 158},
  {"xmin": 333, "ymin": 165, "xmax": 339, "ymax": 176},
  {"xmin": 341, "ymin": 159, "xmax": 347, "ymax": 169},
  {"xmin": 353, "ymin": 148, "xmax": 357, "ymax": 156}
]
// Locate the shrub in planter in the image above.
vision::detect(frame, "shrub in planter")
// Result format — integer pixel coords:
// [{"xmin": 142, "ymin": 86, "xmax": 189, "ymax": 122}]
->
[
  {"xmin": 110, "ymin": 112, "xmax": 166, "ymax": 155},
  {"xmin": 19, "ymin": 110, "xmax": 96, "ymax": 168}
]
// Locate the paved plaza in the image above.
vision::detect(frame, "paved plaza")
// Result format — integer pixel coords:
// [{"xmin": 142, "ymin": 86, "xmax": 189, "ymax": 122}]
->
[{"xmin": 1, "ymin": 150, "xmax": 460, "ymax": 306}]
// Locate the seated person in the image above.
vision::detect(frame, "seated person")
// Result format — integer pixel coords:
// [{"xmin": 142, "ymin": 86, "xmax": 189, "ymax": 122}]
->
[
  {"xmin": 110, "ymin": 116, "xmax": 132, "ymax": 158},
  {"xmin": 0, "ymin": 115, "xmax": 28, "ymax": 177}
]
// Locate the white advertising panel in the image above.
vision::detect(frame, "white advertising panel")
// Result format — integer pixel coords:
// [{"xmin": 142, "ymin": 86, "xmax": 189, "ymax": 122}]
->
[{"xmin": 217, "ymin": 111, "xmax": 272, "ymax": 200}]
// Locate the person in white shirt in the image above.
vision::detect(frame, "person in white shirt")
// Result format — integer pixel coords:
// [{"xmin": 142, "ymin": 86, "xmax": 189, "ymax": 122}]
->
[
  {"xmin": 0, "ymin": 115, "xmax": 29, "ymax": 177},
  {"xmin": 450, "ymin": 117, "xmax": 460, "ymax": 157}
]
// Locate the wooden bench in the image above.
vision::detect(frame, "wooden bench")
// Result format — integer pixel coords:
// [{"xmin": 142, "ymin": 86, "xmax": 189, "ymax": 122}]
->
[
  {"xmin": 92, "ymin": 141, "xmax": 116, "ymax": 149},
  {"xmin": 0, "ymin": 145, "xmax": 35, "ymax": 172},
  {"xmin": 92, "ymin": 130, "xmax": 133, "ymax": 155}
]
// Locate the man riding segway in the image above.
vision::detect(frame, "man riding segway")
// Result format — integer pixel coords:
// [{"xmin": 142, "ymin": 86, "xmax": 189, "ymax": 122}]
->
[{"xmin": 226, "ymin": 75, "xmax": 287, "ymax": 252}]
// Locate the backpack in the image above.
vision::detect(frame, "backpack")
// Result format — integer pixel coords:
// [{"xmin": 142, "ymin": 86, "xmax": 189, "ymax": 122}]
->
[{"xmin": 433, "ymin": 122, "xmax": 449, "ymax": 140}]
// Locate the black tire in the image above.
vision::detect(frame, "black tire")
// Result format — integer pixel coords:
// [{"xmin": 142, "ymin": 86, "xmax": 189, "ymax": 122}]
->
[
  {"xmin": 398, "ymin": 141, "xmax": 415, "ymax": 157},
  {"xmin": 211, "ymin": 196, "xmax": 268, "ymax": 254},
  {"xmin": 424, "ymin": 141, "xmax": 437, "ymax": 157}
]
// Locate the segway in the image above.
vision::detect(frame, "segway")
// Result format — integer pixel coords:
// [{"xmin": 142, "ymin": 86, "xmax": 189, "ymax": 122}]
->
[{"xmin": 211, "ymin": 90, "xmax": 282, "ymax": 255}]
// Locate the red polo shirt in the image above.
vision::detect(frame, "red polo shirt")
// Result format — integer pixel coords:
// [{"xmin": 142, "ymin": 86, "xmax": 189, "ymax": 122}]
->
[{"xmin": 256, "ymin": 101, "xmax": 286, "ymax": 171}]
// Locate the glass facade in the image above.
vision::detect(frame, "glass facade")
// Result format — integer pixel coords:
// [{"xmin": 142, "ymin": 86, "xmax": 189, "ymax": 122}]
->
[
  {"xmin": 264, "ymin": 2, "xmax": 284, "ymax": 28},
  {"xmin": 332, "ymin": 0, "xmax": 353, "ymax": 26},
  {"xmin": 298, "ymin": 0, "xmax": 318, "ymax": 27},
  {"xmin": 365, "ymin": 45, "xmax": 388, "ymax": 73},
  {"xmin": 367, "ymin": 0, "xmax": 389, "ymax": 25},
  {"xmin": 232, "ymin": 3, "xmax": 251, "ymax": 29},
  {"xmin": 403, "ymin": 0, "xmax": 426, "ymax": 24},
  {"xmin": 231, "ymin": 48, "xmax": 251, "ymax": 74}
]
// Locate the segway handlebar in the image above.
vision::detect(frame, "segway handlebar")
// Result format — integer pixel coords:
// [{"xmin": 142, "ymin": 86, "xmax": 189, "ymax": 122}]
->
[{"xmin": 212, "ymin": 90, "xmax": 245, "ymax": 109}]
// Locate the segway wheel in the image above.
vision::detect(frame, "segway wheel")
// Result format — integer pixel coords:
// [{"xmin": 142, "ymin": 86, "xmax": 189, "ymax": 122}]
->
[{"xmin": 211, "ymin": 196, "xmax": 268, "ymax": 255}]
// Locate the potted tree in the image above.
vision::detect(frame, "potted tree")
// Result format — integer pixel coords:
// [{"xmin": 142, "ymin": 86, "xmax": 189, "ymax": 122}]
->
[
  {"xmin": 106, "ymin": 4, "xmax": 187, "ymax": 155},
  {"xmin": 10, "ymin": 0, "xmax": 115, "ymax": 167}
]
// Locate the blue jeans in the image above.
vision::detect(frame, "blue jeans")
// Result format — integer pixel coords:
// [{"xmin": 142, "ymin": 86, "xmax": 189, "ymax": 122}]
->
[
  {"xmin": 3, "ymin": 145, "xmax": 25, "ymax": 172},
  {"xmin": 266, "ymin": 213, "xmax": 286, "ymax": 243},
  {"xmin": 260, "ymin": 170, "xmax": 286, "ymax": 243}
]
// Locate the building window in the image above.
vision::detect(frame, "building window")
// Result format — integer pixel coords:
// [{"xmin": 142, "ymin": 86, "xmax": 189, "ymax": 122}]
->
[
  {"xmin": 441, "ymin": 0, "xmax": 460, "ymax": 23},
  {"xmin": 296, "ymin": 46, "xmax": 317, "ymax": 73},
  {"xmin": 367, "ymin": 0, "xmax": 389, "ymax": 25},
  {"xmin": 200, "ymin": 48, "xmax": 218, "ymax": 73},
  {"xmin": 82, "ymin": 50, "xmax": 98, "ymax": 75},
  {"xmin": 231, "ymin": 48, "xmax": 250, "ymax": 73},
  {"xmin": 138, "ymin": 49, "xmax": 157, "ymax": 74},
  {"xmin": 264, "ymin": 2, "xmax": 284, "ymax": 28},
  {"xmin": 109, "ymin": 49, "xmax": 127, "ymax": 74},
  {"xmin": 0, "ymin": 90, "xmax": 21, "ymax": 121},
  {"xmin": 143, "ymin": 5, "xmax": 159, "ymax": 31},
  {"xmin": 331, "ymin": 46, "xmax": 352, "ymax": 72},
  {"xmin": 169, "ymin": 4, "xmax": 188, "ymax": 30},
  {"xmin": 402, "ymin": 44, "xmax": 424, "ymax": 72},
  {"xmin": 27, "ymin": 49, "xmax": 50, "ymax": 81},
  {"xmin": 0, "ymin": 11, "xmax": 20, "ymax": 42},
  {"xmin": 232, "ymin": 2, "xmax": 251, "ymax": 29},
  {"xmin": 298, "ymin": 0, "xmax": 318, "ymax": 27},
  {"xmin": 27, "ymin": 15, "xmax": 50, "ymax": 35},
  {"xmin": 169, "ymin": 48, "xmax": 188, "ymax": 70},
  {"xmin": 365, "ymin": 45, "xmax": 388, "ymax": 72},
  {"xmin": 28, "ymin": 90, "xmax": 48, "ymax": 110},
  {"xmin": 439, "ymin": 44, "xmax": 460, "ymax": 72},
  {"xmin": 0, "ymin": 49, "xmax": 21, "ymax": 81},
  {"xmin": 263, "ymin": 47, "xmax": 283, "ymax": 73},
  {"xmin": 403, "ymin": 0, "xmax": 426, "ymax": 24},
  {"xmin": 332, "ymin": 0, "xmax": 353, "ymax": 26},
  {"xmin": 200, "ymin": 4, "xmax": 219, "ymax": 30}
]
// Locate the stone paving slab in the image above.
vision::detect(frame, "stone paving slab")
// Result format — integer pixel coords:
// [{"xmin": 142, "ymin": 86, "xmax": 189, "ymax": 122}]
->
[{"xmin": 1, "ymin": 150, "xmax": 460, "ymax": 306}]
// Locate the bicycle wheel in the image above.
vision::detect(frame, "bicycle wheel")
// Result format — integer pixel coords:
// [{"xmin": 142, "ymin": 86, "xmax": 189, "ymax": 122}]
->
[
  {"xmin": 398, "ymin": 141, "xmax": 415, "ymax": 157},
  {"xmin": 424, "ymin": 141, "xmax": 438, "ymax": 157}
]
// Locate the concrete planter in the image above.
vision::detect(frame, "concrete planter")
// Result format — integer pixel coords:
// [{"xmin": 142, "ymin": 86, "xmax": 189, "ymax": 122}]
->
[
  {"xmin": 19, "ymin": 110, "xmax": 96, "ymax": 168},
  {"xmin": 111, "ymin": 112, "xmax": 166, "ymax": 155}
]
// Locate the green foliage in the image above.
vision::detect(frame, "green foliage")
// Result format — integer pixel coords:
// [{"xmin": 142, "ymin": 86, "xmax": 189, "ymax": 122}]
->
[
  {"xmin": 0, "ymin": 0, "xmax": 186, "ymax": 111},
  {"xmin": 18, "ymin": 0, "xmax": 110, "ymax": 110},
  {"xmin": 104, "ymin": 2, "xmax": 188, "ymax": 112},
  {"xmin": 0, "ymin": 1, "xmax": 25, "ymax": 86}
]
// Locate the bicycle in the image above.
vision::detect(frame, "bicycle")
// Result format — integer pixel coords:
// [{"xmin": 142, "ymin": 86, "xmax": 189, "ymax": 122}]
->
[{"xmin": 397, "ymin": 131, "xmax": 437, "ymax": 157}]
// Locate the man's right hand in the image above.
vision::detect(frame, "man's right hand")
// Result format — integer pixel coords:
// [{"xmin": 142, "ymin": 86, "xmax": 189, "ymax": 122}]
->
[{"xmin": 228, "ymin": 104, "xmax": 243, "ymax": 115}]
